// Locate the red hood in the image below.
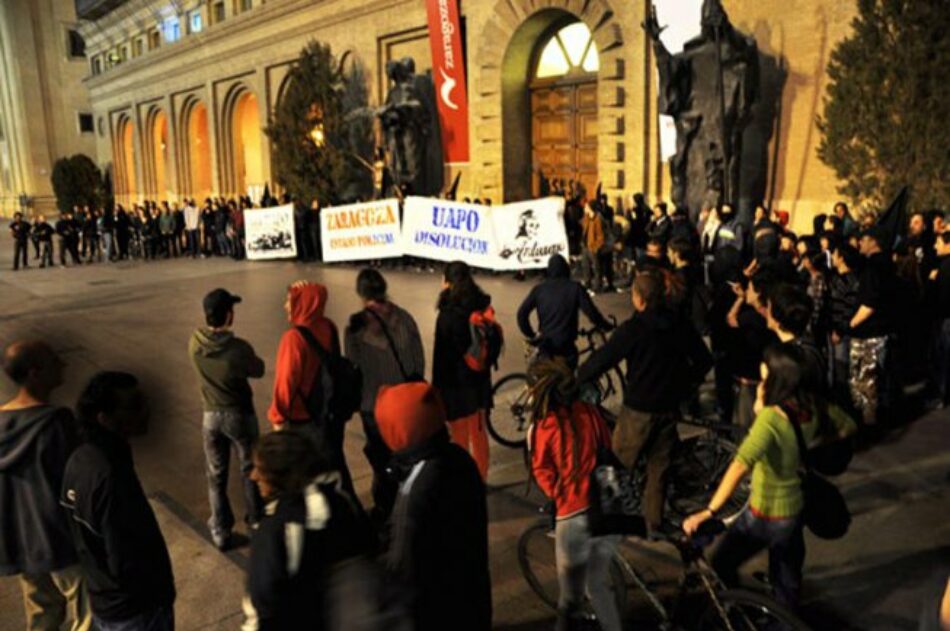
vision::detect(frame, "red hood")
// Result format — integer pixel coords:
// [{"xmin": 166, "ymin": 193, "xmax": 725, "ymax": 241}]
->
[
  {"xmin": 289, "ymin": 283, "xmax": 327, "ymax": 326},
  {"xmin": 375, "ymin": 382, "xmax": 446, "ymax": 452}
]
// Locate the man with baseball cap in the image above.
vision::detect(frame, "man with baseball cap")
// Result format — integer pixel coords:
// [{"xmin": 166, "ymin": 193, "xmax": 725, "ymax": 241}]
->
[{"xmin": 188, "ymin": 288, "xmax": 266, "ymax": 549}]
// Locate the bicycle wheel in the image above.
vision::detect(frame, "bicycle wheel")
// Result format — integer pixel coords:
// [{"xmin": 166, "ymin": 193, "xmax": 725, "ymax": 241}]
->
[
  {"xmin": 698, "ymin": 588, "xmax": 812, "ymax": 631},
  {"xmin": 669, "ymin": 435, "xmax": 749, "ymax": 524},
  {"xmin": 517, "ymin": 520, "xmax": 627, "ymax": 617},
  {"xmin": 489, "ymin": 373, "xmax": 531, "ymax": 448}
]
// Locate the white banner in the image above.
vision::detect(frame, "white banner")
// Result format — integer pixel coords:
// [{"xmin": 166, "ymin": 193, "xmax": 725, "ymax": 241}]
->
[
  {"xmin": 245, "ymin": 205, "xmax": 297, "ymax": 260},
  {"xmin": 490, "ymin": 197, "xmax": 568, "ymax": 270},
  {"xmin": 320, "ymin": 199, "xmax": 402, "ymax": 262},
  {"xmin": 401, "ymin": 197, "xmax": 498, "ymax": 268}
]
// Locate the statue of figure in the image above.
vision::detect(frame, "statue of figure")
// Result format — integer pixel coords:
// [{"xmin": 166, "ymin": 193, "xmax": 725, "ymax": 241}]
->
[
  {"xmin": 643, "ymin": 0, "xmax": 758, "ymax": 219},
  {"xmin": 377, "ymin": 58, "xmax": 443, "ymax": 196}
]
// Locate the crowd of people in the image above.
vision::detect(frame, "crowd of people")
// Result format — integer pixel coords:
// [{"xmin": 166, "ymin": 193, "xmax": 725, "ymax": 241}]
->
[{"xmin": 2, "ymin": 188, "xmax": 950, "ymax": 631}]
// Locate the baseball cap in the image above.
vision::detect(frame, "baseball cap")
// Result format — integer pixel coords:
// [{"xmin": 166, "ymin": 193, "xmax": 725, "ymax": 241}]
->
[{"xmin": 203, "ymin": 288, "xmax": 242, "ymax": 320}]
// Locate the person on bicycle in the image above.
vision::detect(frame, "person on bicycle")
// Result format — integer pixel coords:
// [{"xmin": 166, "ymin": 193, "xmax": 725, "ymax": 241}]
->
[
  {"xmin": 527, "ymin": 357, "xmax": 622, "ymax": 631},
  {"xmin": 683, "ymin": 344, "xmax": 855, "ymax": 610},
  {"xmin": 577, "ymin": 270, "xmax": 713, "ymax": 536},
  {"xmin": 517, "ymin": 254, "xmax": 613, "ymax": 368}
]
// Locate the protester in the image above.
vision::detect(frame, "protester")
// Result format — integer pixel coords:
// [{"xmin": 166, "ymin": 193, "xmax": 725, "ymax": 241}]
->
[
  {"xmin": 646, "ymin": 201, "xmax": 672, "ymax": 245},
  {"xmin": 829, "ymin": 244, "xmax": 861, "ymax": 395},
  {"xmin": 0, "ymin": 341, "xmax": 91, "ymax": 631},
  {"xmin": 433, "ymin": 261, "xmax": 494, "ymax": 480},
  {"xmin": 527, "ymin": 358, "xmax": 622, "ymax": 631},
  {"xmin": 269, "ymin": 280, "xmax": 356, "ymax": 494},
  {"xmin": 683, "ymin": 344, "xmax": 855, "ymax": 610},
  {"xmin": 375, "ymin": 382, "xmax": 491, "ymax": 631},
  {"xmin": 929, "ymin": 233, "xmax": 950, "ymax": 406},
  {"xmin": 578, "ymin": 270, "xmax": 713, "ymax": 534},
  {"xmin": 580, "ymin": 202, "xmax": 606, "ymax": 292},
  {"xmin": 9, "ymin": 211, "xmax": 31, "ymax": 270},
  {"xmin": 189, "ymin": 288, "xmax": 266, "ymax": 550},
  {"xmin": 344, "ymin": 268, "xmax": 425, "ymax": 519},
  {"xmin": 61, "ymin": 371, "xmax": 175, "ymax": 631},
  {"xmin": 243, "ymin": 430, "xmax": 371, "ymax": 630},
  {"xmin": 34, "ymin": 215, "xmax": 55, "ymax": 268},
  {"xmin": 56, "ymin": 211, "xmax": 81, "ymax": 266},
  {"xmin": 516, "ymin": 254, "xmax": 613, "ymax": 368}
]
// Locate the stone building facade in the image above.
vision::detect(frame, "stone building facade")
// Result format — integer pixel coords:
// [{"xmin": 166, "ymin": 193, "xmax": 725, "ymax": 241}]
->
[
  {"xmin": 60, "ymin": 0, "xmax": 857, "ymax": 232},
  {"xmin": 0, "ymin": 0, "xmax": 97, "ymax": 216}
]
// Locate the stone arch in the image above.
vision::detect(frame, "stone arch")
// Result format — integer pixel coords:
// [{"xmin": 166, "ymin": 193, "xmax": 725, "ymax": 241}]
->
[
  {"xmin": 142, "ymin": 105, "xmax": 169, "ymax": 199},
  {"xmin": 179, "ymin": 96, "xmax": 212, "ymax": 200},
  {"xmin": 220, "ymin": 82, "xmax": 264, "ymax": 197},
  {"xmin": 474, "ymin": 0, "xmax": 626, "ymax": 201},
  {"xmin": 113, "ymin": 113, "xmax": 136, "ymax": 204}
]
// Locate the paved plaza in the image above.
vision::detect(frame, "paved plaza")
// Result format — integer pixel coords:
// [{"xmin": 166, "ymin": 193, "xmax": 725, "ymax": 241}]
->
[{"xmin": 0, "ymin": 244, "xmax": 948, "ymax": 630}]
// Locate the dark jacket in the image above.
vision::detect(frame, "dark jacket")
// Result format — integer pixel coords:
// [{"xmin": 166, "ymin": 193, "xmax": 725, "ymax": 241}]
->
[
  {"xmin": 933, "ymin": 256, "xmax": 950, "ymax": 319},
  {"xmin": 646, "ymin": 215, "xmax": 672, "ymax": 244},
  {"xmin": 55, "ymin": 218, "xmax": 79, "ymax": 242},
  {"xmin": 0, "ymin": 405, "xmax": 78, "ymax": 575},
  {"xmin": 60, "ymin": 425, "xmax": 175, "ymax": 621},
  {"xmin": 432, "ymin": 290, "xmax": 493, "ymax": 420},
  {"xmin": 188, "ymin": 328, "xmax": 265, "ymax": 413},
  {"xmin": 345, "ymin": 302, "xmax": 425, "ymax": 413},
  {"xmin": 578, "ymin": 308, "xmax": 713, "ymax": 413},
  {"xmin": 386, "ymin": 430, "xmax": 491, "ymax": 631},
  {"xmin": 247, "ymin": 477, "xmax": 369, "ymax": 631},
  {"xmin": 516, "ymin": 255, "xmax": 611, "ymax": 358},
  {"xmin": 829, "ymin": 270, "xmax": 860, "ymax": 335}
]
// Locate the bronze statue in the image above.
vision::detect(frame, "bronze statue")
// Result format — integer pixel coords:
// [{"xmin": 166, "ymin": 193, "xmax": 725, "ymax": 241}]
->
[
  {"xmin": 644, "ymin": 0, "xmax": 758, "ymax": 219},
  {"xmin": 377, "ymin": 57, "xmax": 443, "ymax": 196}
]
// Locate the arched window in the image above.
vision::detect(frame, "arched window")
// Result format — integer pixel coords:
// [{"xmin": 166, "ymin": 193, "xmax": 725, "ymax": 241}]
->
[{"xmin": 534, "ymin": 22, "xmax": 599, "ymax": 80}]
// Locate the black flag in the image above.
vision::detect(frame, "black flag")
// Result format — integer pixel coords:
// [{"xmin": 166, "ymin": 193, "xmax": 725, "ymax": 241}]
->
[{"xmin": 875, "ymin": 186, "xmax": 909, "ymax": 252}]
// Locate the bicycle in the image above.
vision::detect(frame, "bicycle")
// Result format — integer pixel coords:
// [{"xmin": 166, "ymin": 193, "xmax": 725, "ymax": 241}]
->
[
  {"xmin": 518, "ymin": 517, "xmax": 810, "ymax": 630},
  {"xmin": 487, "ymin": 320, "xmax": 622, "ymax": 449}
]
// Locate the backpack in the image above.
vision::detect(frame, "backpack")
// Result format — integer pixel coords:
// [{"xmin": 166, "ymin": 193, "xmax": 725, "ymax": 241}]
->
[
  {"xmin": 295, "ymin": 326, "xmax": 363, "ymax": 425},
  {"xmin": 463, "ymin": 306, "xmax": 504, "ymax": 372}
]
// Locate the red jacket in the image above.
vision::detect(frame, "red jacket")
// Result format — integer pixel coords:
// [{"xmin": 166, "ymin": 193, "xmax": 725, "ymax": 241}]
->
[
  {"xmin": 268, "ymin": 283, "xmax": 338, "ymax": 427},
  {"xmin": 529, "ymin": 402, "xmax": 611, "ymax": 519}
]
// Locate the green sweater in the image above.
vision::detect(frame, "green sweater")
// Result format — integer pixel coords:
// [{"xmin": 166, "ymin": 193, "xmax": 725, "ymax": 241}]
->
[
  {"xmin": 189, "ymin": 328, "xmax": 265, "ymax": 413},
  {"xmin": 736, "ymin": 405, "xmax": 854, "ymax": 518}
]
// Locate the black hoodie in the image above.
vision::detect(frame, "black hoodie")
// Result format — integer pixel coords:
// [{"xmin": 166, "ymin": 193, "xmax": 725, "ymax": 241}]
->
[
  {"xmin": 433, "ymin": 289, "xmax": 493, "ymax": 420},
  {"xmin": 577, "ymin": 308, "xmax": 713, "ymax": 413},
  {"xmin": 0, "ymin": 405, "xmax": 78, "ymax": 575},
  {"xmin": 516, "ymin": 255, "xmax": 612, "ymax": 358}
]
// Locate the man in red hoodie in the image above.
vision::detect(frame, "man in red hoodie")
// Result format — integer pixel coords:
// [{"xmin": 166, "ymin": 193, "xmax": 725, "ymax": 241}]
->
[{"xmin": 268, "ymin": 281, "xmax": 354, "ymax": 494}]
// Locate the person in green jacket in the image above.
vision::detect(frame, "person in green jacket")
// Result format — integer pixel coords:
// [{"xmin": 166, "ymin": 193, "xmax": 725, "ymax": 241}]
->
[
  {"xmin": 683, "ymin": 344, "xmax": 855, "ymax": 609},
  {"xmin": 188, "ymin": 288, "xmax": 266, "ymax": 550}
]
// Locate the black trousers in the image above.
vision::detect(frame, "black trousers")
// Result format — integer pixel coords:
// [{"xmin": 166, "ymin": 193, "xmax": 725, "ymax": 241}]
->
[
  {"xmin": 12, "ymin": 240, "xmax": 28, "ymax": 269},
  {"xmin": 58, "ymin": 239, "xmax": 80, "ymax": 265}
]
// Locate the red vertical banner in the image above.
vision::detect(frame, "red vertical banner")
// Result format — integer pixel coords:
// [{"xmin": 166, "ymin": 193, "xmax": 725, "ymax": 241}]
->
[{"xmin": 425, "ymin": 0, "xmax": 470, "ymax": 164}]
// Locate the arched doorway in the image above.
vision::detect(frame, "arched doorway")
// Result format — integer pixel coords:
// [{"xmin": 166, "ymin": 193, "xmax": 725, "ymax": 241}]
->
[
  {"xmin": 529, "ymin": 21, "xmax": 599, "ymax": 196},
  {"xmin": 150, "ymin": 109, "xmax": 169, "ymax": 198},
  {"xmin": 186, "ymin": 101, "xmax": 212, "ymax": 200},
  {"xmin": 231, "ymin": 91, "xmax": 263, "ymax": 197},
  {"xmin": 116, "ymin": 116, "xmax": 136, "ymax": 202}
]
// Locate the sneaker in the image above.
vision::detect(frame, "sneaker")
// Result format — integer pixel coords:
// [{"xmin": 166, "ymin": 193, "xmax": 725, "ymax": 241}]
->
[{"xmin": 210, "ymin": 529, "xmax": 231, "ymax": 551}]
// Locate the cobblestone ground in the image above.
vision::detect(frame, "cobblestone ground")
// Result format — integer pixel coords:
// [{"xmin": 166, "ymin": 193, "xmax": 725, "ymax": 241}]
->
[{"xmin": 0, "ymin": 237, "xmax": 947, "ymax": 630}]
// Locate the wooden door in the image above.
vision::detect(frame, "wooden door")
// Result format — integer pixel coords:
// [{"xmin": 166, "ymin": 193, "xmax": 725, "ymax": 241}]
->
[{"xmin": 531, "ymin": 80, "xmax": 598, "ymax": 197}]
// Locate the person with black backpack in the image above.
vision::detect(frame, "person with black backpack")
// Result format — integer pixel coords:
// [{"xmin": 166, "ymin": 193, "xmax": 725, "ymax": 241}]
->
[
  {"xmin": 433, "ymin": 261, "xmax": 499, "ymax": 481},
  {"xmin": 269, "ymin": 281, "xmax": 360, "ymax": 498},
  {"xmin": 345, "ymin": 269, "xmax": 425, "ymax": 520}
]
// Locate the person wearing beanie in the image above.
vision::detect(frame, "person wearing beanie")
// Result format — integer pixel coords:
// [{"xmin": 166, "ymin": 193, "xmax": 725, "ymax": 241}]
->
[{"xmin": 375, "ymin": 382, "xmax": 491, "ymax": 631}]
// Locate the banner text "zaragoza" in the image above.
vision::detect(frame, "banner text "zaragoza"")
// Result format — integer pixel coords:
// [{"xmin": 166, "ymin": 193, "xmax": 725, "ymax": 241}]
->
[{"xmin": 326, "ymin": 205, "xmax": 396, "ymax": 231}]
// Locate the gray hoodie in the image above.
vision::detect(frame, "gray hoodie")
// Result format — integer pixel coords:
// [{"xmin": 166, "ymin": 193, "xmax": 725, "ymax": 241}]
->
[{"xmin": 188, "ymin": 328, "xmax": 265, "ymax": 413}]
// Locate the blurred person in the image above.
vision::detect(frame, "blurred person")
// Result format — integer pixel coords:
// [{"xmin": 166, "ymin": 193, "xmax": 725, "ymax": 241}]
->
[
  {"xmin": 828, "ymin": 244, "xmax": 861, "ymax": 397},
  {"xmin": 580, "ymin": 202, "xmax": 606, "ymax": 292},
  {"xmin": 1, "ymin": 341, "xmax": 90, "ymax": 631},
  {"xmin": 9, "ymin": 211, "xmax": 31, "ymax": 270},
  {"xmin": 646, "ymin": 201, "xmax": 672, "ymax": 245},
  {"xmin": 184, "ymin": 198, "xmax": 200, "ymax": 258},
  {"xmin": 189, "ymin": 289, "xmax": 266, "ymax": 550},
  {"xmin": 344, "ymin": 269, "xmax": 425, "ymax": 520},
  {"xmin": 56, "ymin": 211, "xmax": 81, "ymax": 266},
  {"xmin": 61, "ymin": 372, "xmax": 175, "ymax": 631},
  {"xmin": 376, "ymin": 382, "xmax": 491, "ymax": 631},
  {"xmin": 34, "ymin": 215, "xmax": 55, "ymax": 268}
]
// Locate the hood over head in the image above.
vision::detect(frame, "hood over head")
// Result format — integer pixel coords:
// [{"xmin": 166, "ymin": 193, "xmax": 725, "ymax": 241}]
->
[
  {"xmin": 547, "ymin": 254, "xmax": 571, "ymax": 279},
  {"xmin": 375, "ymin": 382, "xmax": 446, "ymax": 453},
  {"xmin": 288, "ymin": 283, "xmax": 328, "ymax": 326}
]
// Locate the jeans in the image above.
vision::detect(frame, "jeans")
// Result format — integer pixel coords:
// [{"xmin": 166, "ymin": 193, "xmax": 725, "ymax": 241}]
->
[
  {"xmin": 711, "ymin": 508, "xmax": 805, "ymax": 610},
  {"xmin": 102, "ymin": 232, "xmax": 114, "ymax": 261},
  {"xmin": 39, "ymin": 241, "xmax": 54, "ymax": 267},
  {"xmin": 93, "ymin": 605, "xmax": 174, "ymax": 631},
  {"xmin": 186, "ymin": 230, "xmax": 200, "ymax": 257},
  {"xmin": 13, "ymin": 240, "xmax": 29, "ymax": 269},
  {"xmin": 554, "ymin": 513, "xmax": 622, "ymax": 631},
  {"xmin": 19, "ymin": 565, "xmax": 91, "ymax": 631},
  {"xmin": 612, "ymin": 407, "xmax": 677, "ymax": 530},
  {"xmin": 849, "ymin": 336, "xmax": 888, "ymax": 425},
  {"xmin": 202, "ymin": 410, "xmax": 263, "ymax": 536},
  {"xmin": 580, "ymin": 248, "xmax": 602, "ymax": 291}
]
